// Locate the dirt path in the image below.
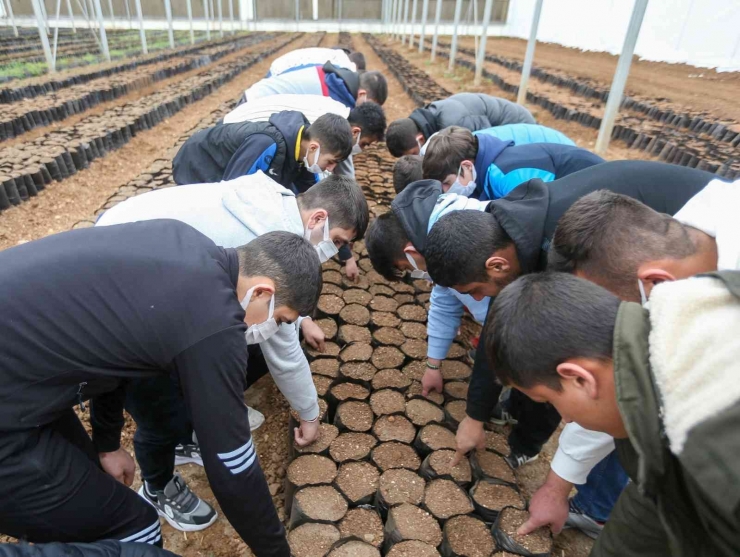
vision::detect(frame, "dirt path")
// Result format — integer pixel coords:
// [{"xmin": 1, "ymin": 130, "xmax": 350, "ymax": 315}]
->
[
  {"xmin": 0, "ymin": 34, "xmax": 300, "ymax": 251},
  {"xmin": 455, "ymin": 36, "xmax": 740, "ymax": 122}
]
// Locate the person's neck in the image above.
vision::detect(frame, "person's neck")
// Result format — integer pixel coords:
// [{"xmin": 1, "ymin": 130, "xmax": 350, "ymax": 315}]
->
[{"xmin": 298, "ymin": 139, "xmax": 309, "ymax": 161}]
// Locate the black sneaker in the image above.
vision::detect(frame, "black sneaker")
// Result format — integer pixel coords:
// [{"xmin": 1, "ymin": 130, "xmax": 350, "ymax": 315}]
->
[
  {"xmin": 138, "ymin": 473, "xmax": 217, "ymax": 532},
  {"xmin": 564, "ymin": 499, "xmax": 605, "ymax": 539},
  {"xmin": 504, "ymin": 450, "xmax": 539, "ymax": 470},
  {"xmin": 490, "ymin": 401, "xmax": 518, "ymax": 426}
]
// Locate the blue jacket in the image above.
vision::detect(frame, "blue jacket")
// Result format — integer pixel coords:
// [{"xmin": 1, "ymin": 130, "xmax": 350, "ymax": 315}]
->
[
  {"xmin": 472, "ymin": 134, "xmax": 605, "ymax": 201},
  {"xmin": 473, "ymin": 123, "xmax": 574, "ymax": 147},
  {"xmin": 173, "ymin": 111, "xmax": 315, "ymax": 193}
]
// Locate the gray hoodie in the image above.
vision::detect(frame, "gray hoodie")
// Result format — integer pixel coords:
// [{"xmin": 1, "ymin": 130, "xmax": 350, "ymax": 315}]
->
[{"xmin": 96, "ymin": 171, "xmax": 320, "ymax": 420}]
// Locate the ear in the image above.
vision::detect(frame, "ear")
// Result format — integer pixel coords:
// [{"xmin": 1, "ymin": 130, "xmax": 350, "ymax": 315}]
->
[
  {"xmin": 416, "ymin": 134, "xmax": 425, "ymax": 145},
  {"xmin": 357, "ymin": 89, "xmax": 368, "ymax": 103},
  {"xmin": 556, "ymin": 361, "xmax": 598, "ymax": 399},
  {"xmin": 352, "ymin": 126, "xmax": 362, "ymax": 138},
  {"xmin": 403, "ymin": 244, "xmax": 419, "ymax": 256},
  {"xmin": 484, "ymin": 255, "xmax": 511, "ymax": 275},
  {"xmin": 637, "ymin": 265, "xmax": 676, "ymax": 290},
  {"xmin": 251, "ymin": 284, "xmax": 276, "ymax": 300},
  {"xmin": 307, "ymin": 209, "xmax": 329, "ymax": 228}
]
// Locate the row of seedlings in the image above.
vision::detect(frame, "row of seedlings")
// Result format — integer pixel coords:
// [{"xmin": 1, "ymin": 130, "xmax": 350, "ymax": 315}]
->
[
  {"xmin": 283, "ymin": 141, "xmax": 554, "ymax": 557},
  {"xmin": 406, "ymin": 38, "xmax": 738, "ymax": 178},
  {"xmin": 0, "ymin": 33, "xmax": 303, "ymax": 214}
]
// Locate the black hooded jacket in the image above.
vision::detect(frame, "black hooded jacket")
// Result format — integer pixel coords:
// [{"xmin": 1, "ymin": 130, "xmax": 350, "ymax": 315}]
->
[
  {"xmin": 173, "ymin": 110, "xmax": 314, "ymax": 192},
  {"xmin": 390, "ymin": 179, "xmax": 445, "ymax": 255},
  {"xmin": 466, "ymin": 160, "xmax": 722, "ymax": 421},
  {"xmin": 409, "ymin": 93, "xmax": 536, "ymax": 139}
]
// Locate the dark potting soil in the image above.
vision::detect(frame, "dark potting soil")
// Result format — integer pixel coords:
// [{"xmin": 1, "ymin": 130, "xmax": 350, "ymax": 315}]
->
[
  {"xmin": 372, "ymin": 442, "xmax": 421, "ymax": 471},
  {"xmin": 370, "ymin": 389, "xmax": 407, "ymax": 416},
  {"xmin": 373, "ymin": 414, "xmax": 417, "ymax": 444},
  {"xmin": 400, "ymin": 321, "xmax": 427, "ymax": 339},
  {"xmin": 339, "ymin": 507, "xmax": 384, "ymax": 547},
  {"xmin": 310, "ymin": 358, "xmax": 340, "ymax": 378},
  {"xmin": 423, "ymin": 479, "xmax": 474, "ymax": 519},
  {"xmin": 335, "ymin": 461, "xmax": 380, "ymax": 503},
  {"xmin": 329, "ymin": 432, "xmax": 378, "ymax": 462},
  {"xmin": 372, "ymin": 327, "xmax": 406, "ymax": 346},
  {"xmin": 371, "ymin": 311, "xmax": 401, "ymax": 328},
  {"xmin": 444, "ymin": 515, "xmax": 495, "ymax": 557}
]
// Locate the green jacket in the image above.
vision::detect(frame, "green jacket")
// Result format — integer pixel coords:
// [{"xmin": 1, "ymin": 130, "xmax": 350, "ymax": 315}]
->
[{"xmin": 593, "ymin": 271, "xmax": 740, "ymax": 557}]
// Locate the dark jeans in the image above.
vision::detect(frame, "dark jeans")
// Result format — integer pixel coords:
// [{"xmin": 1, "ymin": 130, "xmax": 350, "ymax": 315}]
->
[
  {"xmin": 125, "ymin": 345, "xmax": 270, "ymax": 491},
  {"xmin": 0, "ymin": 541, "xmax": 178, "ymax": 557},
  {"xmin": 0, "ymin": 411, "xmax": 160, "ymax": 547},
  {"xmin": 573, "ymin": 450, "xmax": 630, "ymax": 522}
]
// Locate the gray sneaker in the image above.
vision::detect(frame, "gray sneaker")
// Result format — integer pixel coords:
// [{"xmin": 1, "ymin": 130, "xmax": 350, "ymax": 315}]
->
[
  {"xmin": 564, "ymin": 499, "xmax": 605, "ymax": 539},
  {"xmin": 139, "ymin": 473, "xmax": 217, "ymax": 532},
  {"xmin": 504, "ymin": 450, "xmax": 539, "ymax": 470}
]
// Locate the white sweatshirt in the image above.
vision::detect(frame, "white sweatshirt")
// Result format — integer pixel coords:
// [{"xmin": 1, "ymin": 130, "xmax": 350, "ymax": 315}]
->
[
  {"xmin": 267, "ymin": 47, "xmax": 355, "ymax": 77},
  {"xmin": 552, "ymin": 178, "xmax": 740, "ymax": 485},
  {"xmin": 96, "ymin": 172, "xmax": 320, "ymax": 421},
  {"xmin": 224, "ymin": 94, "xmax": 350, "ymax": 125}
]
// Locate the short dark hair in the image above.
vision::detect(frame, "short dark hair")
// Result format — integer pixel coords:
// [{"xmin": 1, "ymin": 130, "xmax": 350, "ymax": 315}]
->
[
  {"xmin": 349, "ymin": 51, "xmax": 366, "ymax": 71},
  {"xmin": 548, "ymin": 190, "xmax": 696, "ymax": 300},
  {"xmin": 393, "ymin": 155, "xmax": 423, "ymax": 194},
  {"xmin": 297, "ymin": 175, "xmax": 370, "ymax": 239},
  {"xmin": 426, "ymin": 211, "xmax": 513, "ymax": 287},
  {"xmin": 422, "ymin": 127, "xmax": 477, "ymax": 182},
  {"xmin": 237, "ymin": 231, "xmax": 322, "ymax": 316},
  {"xmin": 359, "ymin": 71, "xmax": 388, "ymax": 105},
  {"xmin": 305, "ymin": 113, "xmax": 353, "ymax": 161},
  {"xmin": 386, "ymin": 119, "xmax": 421, "ymax": 157},
  {"xmin": 365, "ymin": 212, "xmax": 409, "ymax": 281},
  {"xmin": 487, "ymin": 272, "xmax": 620, "ymax": 390},
  {"xmin": 348, "ymin": 102, "xmax": 387, "ymax": 142}
]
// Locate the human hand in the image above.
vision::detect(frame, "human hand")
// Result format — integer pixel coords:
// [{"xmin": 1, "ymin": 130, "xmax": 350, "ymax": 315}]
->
[
  {"xmin": 294, "ymin": 418, "xmax": 320, "ymax": 446},
  {"xmin": 518, "ymin": 470, "xmax": 573, "ymax": 536},
  {"xmin": 421, "ymin": 366, "xmax": 444, "ymax": 396},
  {"xmin": 344, "ymin": 257, "xmax": 359, "ymax": 282},
  {"xmin": 301, "ymin": 318, "xmax": 326, "ymax": 352},
  {"xmin": 99, "ymin": 448, "xmax": 136, "ymax": 487},
  {"xmin": 452, "ymin": 416, "xmax": 485, "ymax": 466}
]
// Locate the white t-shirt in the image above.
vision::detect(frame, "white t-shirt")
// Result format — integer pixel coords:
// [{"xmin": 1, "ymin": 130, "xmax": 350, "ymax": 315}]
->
[
  {"xmin": 268, "ymin": 47, "xmax": 355, "ymax": 77},
  {"xmin": 224, "ymin": 94, "xmax": 350, "ymax": 125}
]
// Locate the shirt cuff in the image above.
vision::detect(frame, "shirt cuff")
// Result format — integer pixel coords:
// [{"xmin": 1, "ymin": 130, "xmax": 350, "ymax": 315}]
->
[
  {"xmin": 551, "ymin": 446, "xmax": 596, "ymax": 485},
  {"xmin": 295, "ymin": 400, "xmax": 320, "ymax": 422},
  {"xmin": 427, "ymin": 334, "xmax": 454, "ymax": 361}
]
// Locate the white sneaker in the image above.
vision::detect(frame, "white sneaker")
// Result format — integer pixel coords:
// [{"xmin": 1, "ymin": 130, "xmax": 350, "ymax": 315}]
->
[{"xmin": 248, "ymin": 406, "xmax": 265, "ymax": 431}]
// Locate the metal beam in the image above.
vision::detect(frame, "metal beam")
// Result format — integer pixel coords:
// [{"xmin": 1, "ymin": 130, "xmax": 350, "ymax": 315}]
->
[
  {"xmin": 66, "ymin": 0, "xmax": 75, "ymax": 32},
  {"xmin": 448, "ymin": 0, "xmax": 463, "ymax": 70},
  {"xmin": 218, "ymin": 0, "xmax": 223, "ymax": 37},
  {"xmin": 107, "ymin": 0, "xmax": 114, "ymax": 28},
  {"xmin": 473, "ymin": 0, "xmax": 494, "ymax": 85},
  {"xmin": 229, "ymin": 0, "xmax": 234, "ymax": 34},
  {"xmin": 516, "ymin": 0, "xmax": 543, "ymax": 105},
  {"xmin": 596, "ymin": 0, "xmax": 649, "ymax": 154},
  {"xmin": 123, "ymin": 0, "xmax": 131, "ymax": 29},
  {"xmin": 93, "ymin": 0, "xmax": 110, "ymax": 61},
  {"xmin": 187, "ymin": 0, "xmax": 194, "ymax": 43},
  {"xmin": 164, "ymin": 0, "xmax": 175, "ymax": 48},
  {"xmin": 3, "ymin": 0, "xmax": 18, "ymax": 37},
  {"xmin": 135, "ymin": 0, "xmax": 147, "ymax": 53},
  {"xmin": 203, "ymin": 0, "xmax": 210, "ymax": 39},
  {"xmin": 408, "ymin": 0, "xmax": 417, "ymax": 48},
  {"xmin": 430, "ymin": 0, "xmax": 441, "ymax": 60},
  {"xmin": 418, "ymin": 0, "xmax": 429, "ymax": 53},
  {"xmin": 52, "ymin": 0, "xmax": 62, "ymax": 64},
  {"xmin": 401, "ymin": 0, "xmax": 409, "ymax": 45},
  {"xmin": 31, "ymin": 0, "xmax": 55, "ymax": 71}
]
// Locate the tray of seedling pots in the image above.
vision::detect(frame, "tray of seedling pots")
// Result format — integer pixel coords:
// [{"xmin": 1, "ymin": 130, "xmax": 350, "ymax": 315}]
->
[
  {"xmin": 491, "ymin": 507, "xmax": 553, "ymax": 556},
  {"xmin": 421, "ymin": 478, "xmax": 475, "ymax": 523},
  {"xmin": 334, "ymin": 461, "xmax": 381, "ymax": 507},
  {"xmin": 419, "ymin": 449, "xmax": 473, "ymax": 489},
  {"xmin": 338, "ymin": 505, "xmax": 385, "ymax": 549},
  {"xmin": 288, "ymin": 483, "xmax": 348, "ymax": 530},
  {"xmin": 283, "ymin": 454, "xmax": 337, "ymax": 517},
  {"xmin": 469, "ymin": 480, "xmax": 526, "ymax": 524},
  {"xmin": 440, "ymin": 514, "xmax": 496, "ymax": 557},
  {"xmin": 374, "ymin": 467, "xmax": 426, "ymax": 518},
  {"xmin": 383, "ymin": 503, "xmax": 443, "ymax": 555}
]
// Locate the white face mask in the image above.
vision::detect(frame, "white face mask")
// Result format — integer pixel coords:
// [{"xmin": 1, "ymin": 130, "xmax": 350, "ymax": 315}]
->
[
  {"xmin": 351, "ymin": 132, "xmax": 362, "ymax": 156},
  {"xmin": 448, "ymin": 163, "xmax": 477, "ymax": 197},
  {"xmin": 303, "ymin": 144, "xmax": 322, "ymax": 174},
  {"xmin": 416, "ymin": 137, "xmax": 423, "ymax": 151},
  {"xmin": 305, "ymin": 215, "xmax": 339, "ymax": 264},
  {"xmin": 241, "ymin": 285, "xmax": 280, "ymax": 345},
  {"xmin": 405, "ymin": 252, "xmax": 432, "ymax": 283},
  {"xmin": 637, "ymin": 279, "xmax": 650, "ymax": 310}
]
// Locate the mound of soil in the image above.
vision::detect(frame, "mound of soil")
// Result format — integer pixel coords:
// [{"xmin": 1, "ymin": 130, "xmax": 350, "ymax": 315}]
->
[
  {"xmin": 424, "ymin": 450, "xmax": 472, "ymax": 484},
  {"xmin": 331, "ymin": 382, "xmax": 370, "ymax": 402},
  {"xmin": 371, "ymin": 346, "xmax": 405, "ymax": 369},
  {"xmin": 372, "ymin": 441, "xmax": 422, "ymax": 471},
  {"xmin": 339, "ymin": 324, "xmax": 373, "ymax": 344},
  {"xmin": 400, "ymin": 322, "xmax": 427, "ymax": 339},
  {"xmin": 423, "ymin": 479, "xmax": 474, "ymax": 519},
  {"xmin": 340, "ymin": 343, "xmax": 373, "ymax": 363},
  {"xmin": 371, "ymin": 311, "xmax": 401, "ymax": 328},
  {"xmin": 339, "ymin": 507, "xmax": 384, "ymax": 547},
  {"xmin": 406, "ymin": 399, "xmax": 445, "ymax": 426},
  {"xmin": 311, "ymin": 358, "xmax": 340, "ymax": 378},
  {"xmin": 340, "ymin": 304, "xmax": 371, "ymax": 326},
  {"xmin": 335, "ymin": 401, "xmax": 374, "ymax": 432},
  {"xmin": 370, "ymin": 389, "xmax": 407, "ymax": 416},
  {"xmin": 319, "ymin": 294, "xmax": 346, "ymax": 315},
  {"xmin": 379, "ymin": 468, "xmax": 426, "ymax": 506},
  {"xmin": 335, "ymin": 461, "xmax": 380, "ymax": 504},
  {"xmin": 288, "ymin": 523, "xmax": 341, "ymax": 557},
  {"xmin": 294, "ymin": 424, "xmax": 339, "ymax": 455},
  {"xmin": 443, "ymin": 515, "xmax": 494, "ymax": 557},
  {"xmin": 373, "ymin": 327, "xmax": 406, "ymax": 346},
  {"xmin": 287, "ymin": 454, "xmax": 338, "ymax": 486},
  {"xmin": 373, "ymin": 414, "xmax": 417, "ymax": 444},
  {"xmin": 340, "ymin": 362, "xmax": 378, "ymax": 382},
  {"xmin": 330, "ymin": 432, "xmax": 378, "ymax": 462},
  {"xmin": 371, "ymin": 369, "xmax": 412, "ymax": 391},
  {"xmin": 418, "ymin": 424, "xmax": 456, "ymax": 451},
  {"xmin": 385, "ymin": 504, "xmax": 442, "ymax": 547}
]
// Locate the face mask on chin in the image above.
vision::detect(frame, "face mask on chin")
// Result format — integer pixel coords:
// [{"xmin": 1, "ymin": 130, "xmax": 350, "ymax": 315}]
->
[
  {"xmin": 351, "ymin": 132, "xmax": 362, "ymax": 156},
  {"xmin": 305, "ymin": 215, "xmax": 339, "ymax": 264},
  {"xmin": 241, "ymin": 285, "xmax": 280, "ymax": 345},
  {"xmin": 405, "ymin": 252, "xmax": 432, "ymax": 283},
  {"xmin": 447, "ymin": 163, "xmax": 477, "ymax": 197},
  {"xmin": 303, "ymin": 144, "xmax": 322, "ymax": 174}
]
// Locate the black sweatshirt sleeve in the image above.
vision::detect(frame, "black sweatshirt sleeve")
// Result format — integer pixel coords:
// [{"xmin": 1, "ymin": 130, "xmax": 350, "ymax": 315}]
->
[
  {"xmin": 465, "ymin": 309, "xmax": 504, "ymax": 422},
  {"xmin": 173, "ymin": 327, "xmax": 290, "ymax": 557},
  {"xmin": 90, "ymin": 382, "xmax": 128, "ymax": 453}
]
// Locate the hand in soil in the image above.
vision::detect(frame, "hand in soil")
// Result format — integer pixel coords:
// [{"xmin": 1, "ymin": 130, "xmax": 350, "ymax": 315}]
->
[
  {"xmin": 344, "ymin": 256, "xmax": 360, "ymax": 282},
  {"xmin": 452, "ymin": 416, "xmax": 486, "ymax": 466},
  {"xmin": 99, "ymin": 448, "xmax": 136, "ymax": 486},
  {"xmin": 295, "ymin": 418, "xmax": 321, "ymax": 446},
  {"xmin": 421, "ymin": 366, "xmax": 444, "ymax": 396},
  {"xmin": 518, "ymin": 469, "xmax": 573, "ymax": 536},
  {"xmin": 301, "ymin": 318, "xmax": 326, "ymax": 352}
]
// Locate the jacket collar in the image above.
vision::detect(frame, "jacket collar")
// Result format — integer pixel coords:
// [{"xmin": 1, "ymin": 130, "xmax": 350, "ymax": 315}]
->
[
  {"xmin": 322, "ymin": 62, "xmax": 359, "ymax": 99},
  {"xmin": 409, "ymin": 107, "xmax": 437, "ymax": 139}
]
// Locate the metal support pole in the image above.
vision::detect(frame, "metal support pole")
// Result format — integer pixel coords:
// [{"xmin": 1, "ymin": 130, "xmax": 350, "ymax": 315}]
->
[
  {"xmin": 209, "ymin": 0, "xmax": 215, "ymax": 37},
  {"xmin": 164, "ymin": 0, "xmax": 175, "ymax": 48},
  {"xmin": 408, "ymin": 0, "xmax": 417, "ymax": 48},
  {"xmin": 186, "ymin": 0, "xmax": 194, "ymax": 43},
  {"xmin": 123, "ymin": 0, "xmax": 131, "ymax": 29},
  {"xmin": 430, "ymin": 0, "xmax": 441, "ymax": 60},
  {"xmin": 391, "ymin": 0, "xmax": 398, "ymax": 38},
  {"xmin": 252, "ymin": 0, "xmax": 257, "ymax": 30},
  {"xmin": 66, "ymin": 0, "xmax": 75, "ymax": 32},
  {"xmin": 40, "ymin": 0, "xmax": 50, "ymax": 35},
  {"xmin": 93, "ymin": 0, "xmax": 110, "ymax": 61},
  {"xmin": 203, "ymin": 0, "xmax": 210, "ymax": 39},
  {"xmin": 3, "ymin": 0, "xmax": 18, "ymax": 37},
  {"xmin": 596, "ymin": 0, "xmax": 649, "ymax": 154},
  {"xmin": 135, "ymin": 0, "xmax": 147, "ymax": 53},
  {"xmin": 516, "ymin": 0, "xmax": 543, "ymax": 105},
  {"xmin": 418, "ymin": 0, "xmax": 429, "ymax": 52},
  {"xmin": 473, "ymin": 0, "xmax": 494, "ymax": 85},
  {"xmin": 397, "ymin": 0, "xmax": 404, "ymax": 40},
  {"xmin": 52, "ymin": 0, "xmax": 62, "ymax": 63},
  {"xmin": 312, "ymin": 0, "xmax": 318, "ymax": 20},
  {"xmin": 229, "ymin": 0, "xmax": 234, "ymax": 33},
  {"xmin": 338, "ymin": 0, "xmax": 342, "ymax": 28},
  {"xmin": 32, "ymin": 0, "xmax": 55, "ymax": 71},
  {"xmin": 107, "ymin": 0, "xmax": 114, "ymax": 28},
  {"xmin": 218, "ymin": 0, "xmax": 223, "ymax": 37},
  {"xmin": 401, "ymin": 0, "xmax": 409, "ymax": 45},
  {"xmin": 294, "ymin": 0, "xmax": 299, "ymax": 28},
  {"xmin": 448, "ymin": 0, "xmax": 463, "ymax": 70}
]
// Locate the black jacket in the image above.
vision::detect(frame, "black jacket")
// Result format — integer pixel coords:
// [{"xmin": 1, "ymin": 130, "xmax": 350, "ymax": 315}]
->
[
  {"xmin": 466, "ymin": 160, "xmax": 721, "ymax": 421},
  {"xmin": 173, "ymin": 111, "xmax": 314, "ymax": 193},
  {"xmin": 409, "ymin": 93, "xmax": 536, "ymax": 139},
  {"xmin": 390, "ymin": 179, "xmax": 444, "ymax": 255},
  {"xmin": 0, "ymin": 220, "xmax": 289, "ymax": 557}
]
